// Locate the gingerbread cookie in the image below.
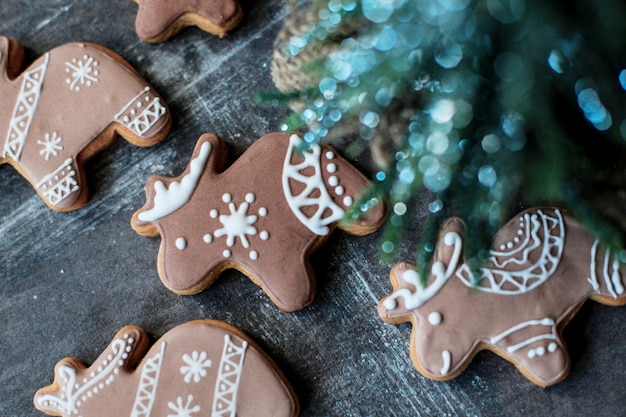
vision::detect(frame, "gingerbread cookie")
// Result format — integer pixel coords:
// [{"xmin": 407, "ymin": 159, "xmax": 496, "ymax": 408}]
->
[
  {"xmin": 132, "ymin": 0, "xmax": 243, "ymax": 43},
  {"xmin": 0, "ymin": 37, "xmax": 171, "ymax": 211},
  {"xmin": 132, "ymin": 132, "xmax": 385, "ymax": 311},
  {"xmin": 35, "ymin": 319, "xmax": 299, "ymax": 417},
  {"xmin": 378, "ymin": 207, "xmax": 626, "ymax": 386}
]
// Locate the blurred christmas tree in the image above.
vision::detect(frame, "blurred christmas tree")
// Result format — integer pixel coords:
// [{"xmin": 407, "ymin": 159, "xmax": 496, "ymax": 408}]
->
[{"xmin": 263, "ymin": 0, "xmax": 626, "ymax": 272}]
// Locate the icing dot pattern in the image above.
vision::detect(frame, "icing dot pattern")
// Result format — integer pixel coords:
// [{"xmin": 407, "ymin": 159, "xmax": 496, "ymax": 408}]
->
[
  {"xmin": 428, "ymin": 311, "xmax": 443, "ymax": 326},
  {"xmin": 176, "ymin": 192, "xmax": 269, "ymax": 261},
  {"xmin": 324, "ymin": 152, "xmax": 353, "ymax": 208},
  {"xmin": 36, "ymin": 331, "xmax": 136, "ymax": 415},
  {"xmin": 527, "ymin": 342, "xmax": 559, "ymax": 359},
  {"xmin": 499, "ymin": 216, "xmax": 526, "ymax": 251}
]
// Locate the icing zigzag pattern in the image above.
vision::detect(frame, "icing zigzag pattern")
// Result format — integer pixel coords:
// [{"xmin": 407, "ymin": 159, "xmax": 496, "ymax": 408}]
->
[
  {"xmin": 455, "ymin": 209, "xmax": 565, "ymax": 294},
  {"xmin": 0, "ymin": 37, "xmax": 170, "ymax": 211},
  {"xmin": 4, "ymin": 54, "xmax": 48, "ymax": 161},
  {"xmin": 116, "ymin": 87, "xmax": 168, "ymax": 137},
  {"xmin": 37, "ymin": 158, "xmax": 79, "ymax": 206},
  {"xmin": 130, "ymin": 342, "xmax": 166, "ymax": 417},
  {"xmin": 132, "ymin": 132, "xmax": 385, "ymax": 312},
  {"xmin": 282, "ymin": 134, "xmax": 346, "ymax": 236},
  {"xmin": 212, "ymin": 335, "xmax": 248, "ymax": 417},
  {"xmin": 35, "ymin": 321, "xmax": 299, "ymax": 417},
  {"xmin": 379, "ymin": 207, "xmax": 626, "ymax": 386}
]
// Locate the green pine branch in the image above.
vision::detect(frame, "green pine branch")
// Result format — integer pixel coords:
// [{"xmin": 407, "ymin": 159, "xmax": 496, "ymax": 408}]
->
[{"xmin": 259, "ymin": 0, "xmax": 626, "ymax": 271}]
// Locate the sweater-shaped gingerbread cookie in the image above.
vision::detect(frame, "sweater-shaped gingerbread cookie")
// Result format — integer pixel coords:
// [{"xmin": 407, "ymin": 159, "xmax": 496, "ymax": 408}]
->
[
  {"xmin": 132, "ymin": 132, "xmax": 385, "ymax": 312},
  {"xmin": 35, "ymin": 320, "xmax": 299, "ymax": 417},
  {"xmin": 378, "ymin": 207, "xmax": 626, "ymax": 386},
  {"xmin": 0, "ymin": 37, "xmax": 170, "ymax": 211}
]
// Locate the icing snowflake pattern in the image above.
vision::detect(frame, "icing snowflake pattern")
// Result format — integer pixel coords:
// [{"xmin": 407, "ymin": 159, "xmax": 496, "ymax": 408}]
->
[
  {"xmin": 37, "ymin": 132, "xmax": 64, "ymax": 160},
  {"xmin": 65, "ymin": 54, "xmax": 99, "ymax": 92},
  {"xmin": 215, "ymin": 193, "xmax": 258, "ymax": 247},
  {"xmin": 180, "ymin": 351, "xmax": 213, "ymax": 383},
  {"xmin": 208, "ymin": 192, "xmax": 269, "ymax": 260},
  {"xmin": 168, "ymin": 395, "xmax": 201, "ymax": 417}
]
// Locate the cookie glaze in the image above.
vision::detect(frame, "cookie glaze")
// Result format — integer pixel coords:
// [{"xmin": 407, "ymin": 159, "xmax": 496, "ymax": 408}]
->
[
  {"xmin": 378, "ymin": 207, "xmax": 626, "ymax": 386},
  {"xmin": 132, "ymin": 132, "xmax": 385, "ymax": 312},
  {"xmin": 35, "ymin": 320, "xmax": 299, "ymax": 417},
  {"xmin": 0, "ymin": 37, "xmax": 170, "ymax": 211},
  {"xmin": 133, "ymin": 0, "xmax": 243, "ymax": 42}
]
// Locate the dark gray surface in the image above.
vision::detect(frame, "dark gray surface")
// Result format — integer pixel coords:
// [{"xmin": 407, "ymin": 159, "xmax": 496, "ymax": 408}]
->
[{"xmin": 1, "ymin": 1, "xmax": 625, "ymax": 416}]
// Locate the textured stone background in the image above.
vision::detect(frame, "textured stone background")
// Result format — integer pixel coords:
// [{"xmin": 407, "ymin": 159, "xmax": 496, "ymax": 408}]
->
[{"xmin": 0, "ymin": 1, "xmax": 625, "ymax": 416}]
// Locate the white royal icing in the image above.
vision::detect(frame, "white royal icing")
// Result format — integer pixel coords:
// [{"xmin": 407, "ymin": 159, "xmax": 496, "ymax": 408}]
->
[
  {"xmin": 130, "ymin": 342, "xmax": 166, "ymax": 417},
  {"xmin": 176, "ymin": 237, "xmax": 187, "ymax": 250},
  {"xmin": 138, "ymin": 141, "xmax": 212, "ymax": 222},
  {"xmin": 36, "ymin": 327, "xmax": 258, "ymax": 417},
  {"xmin": 214, "ymin": 193, "xmax": 258, "ymax": 249},
  {"xmin": 588, "ymin": 239, "xmax": 624, "ymax": 298},
  {"xmin": 205, "ymin": 192, "xmax": 269, "ymax": 261},
  {"xmin": 37, "ymin": 158, "xmax": 79, "ymax": 206},
  {"xmin": 383, "ymin": 209, "xmax": 569, "ymax": 314},
  {"xmin": 440, "ymin": 350, "xmax": 451, "ymax": 375},
  {"xmin": 38, "ymin": 132, "xmax": 64, "ymax": 161},
  {"xmin": 65, "ymin": 54, "xmax": 99, "ymax": 92},
  {"xmin": 281, "ymin": 134, "xmax": 347, "ymax": 236},
  {"xmin": 211, "ymin": 335, "xmax": 247, "ymax": 417},
  {"xmin": 115, "ymin": 86, "xmax": 167, "ymax": 137},
  {"xmin": 4, "ymin": 52, "xmax": 48, "ymax": 161},
  {"xmin": 180, "ymin": 350, "xmax": 213, "ymax": 384},
  {"xmin": 490, "ymin": 318, "xmax": 558, "ymax": 357},
  {"xmin": 428, "ymin": 312, "xmax": 442, "ymax": 326},
  {"xmin": 456, "ymin": 209, "xmax": 565, "ymax": 295},
  {"xmin": 36, "ymin": 332, "xmax": 135, "ymax": 415},
  {"xmin": 383, "ymin": 232, "xmax": 463, "ymax": 310},
  {"xmin": 168, "ymin": 395, "xmax": 201, "ymax": 416}
]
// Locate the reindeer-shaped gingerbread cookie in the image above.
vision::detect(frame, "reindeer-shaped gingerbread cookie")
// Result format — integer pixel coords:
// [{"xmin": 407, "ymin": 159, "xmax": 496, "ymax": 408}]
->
[
  {"xmin": 132, "ymin": 132, "xmax": 385, "ymax": 311},
  {"xmin": 35, "ymin": 320, "xmax": 299, "ymax": 417},
  {"xmin": 0, "ymin": 37, "xmax": 171, "ymax": 211},
  {"xmin": 132, "ymin": 0, "xmax": 243, "ymax": 42},
  {"xmin": 378, "ymin": 207, "xmax": 626, "ymax": 386}
]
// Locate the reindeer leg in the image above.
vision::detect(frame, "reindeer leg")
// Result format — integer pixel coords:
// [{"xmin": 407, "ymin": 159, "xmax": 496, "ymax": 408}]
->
[
  {"xmin": 245, "ymin": 256, "xmax": 316, "ymax": 312},
  {"xmin": 112, "ymin": 86, "xmax": 169, "ymax": 147},
  {"xmin": 490, "ymin": 317, "xmax": 570, "ymax": 386},
  {"xmin": 35, "ymin": 157, "xmax": 86, "ymax": 211}
]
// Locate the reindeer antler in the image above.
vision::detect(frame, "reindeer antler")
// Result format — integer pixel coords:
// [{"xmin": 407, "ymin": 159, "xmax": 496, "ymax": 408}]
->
[
  {"xmin": 383, "ymin": 231, "xmax": 463, "ymax": 310},
  {"xmin": 35, "ymin": 329, "xmax": 142, "ymax": 415}
]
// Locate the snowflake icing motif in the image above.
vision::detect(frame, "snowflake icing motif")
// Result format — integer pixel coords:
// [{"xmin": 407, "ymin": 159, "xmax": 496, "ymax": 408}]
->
[
  {"xmin": 180, "ymin": 350, "xmax": 213, "ymax": 383},
  {"xmin": 167, "ymin": 395, "xmax": 201, "ymax": 417},
  {"xmin": 65, "ymin": 54, "xmax": 99, "ymax": 92},
  {"xmin": 37, "ymin": 132, "xmax": 64, "ymax": 160},
  {"xmin": 214, "ymin": 193, "xmax": 258, "ymax": 247},
  {"xmin": 206, "ymin": 192, "xmax": 270, "ymax": 260}
]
